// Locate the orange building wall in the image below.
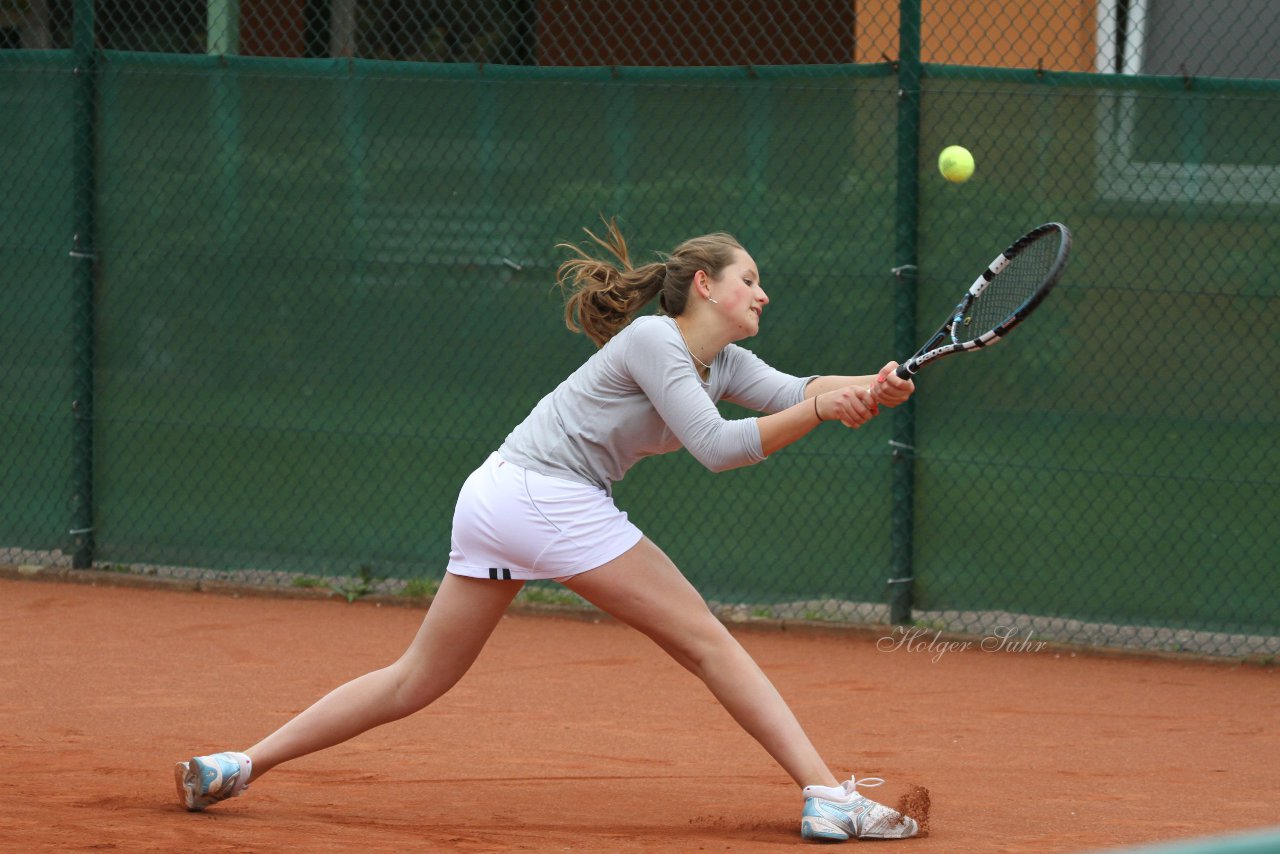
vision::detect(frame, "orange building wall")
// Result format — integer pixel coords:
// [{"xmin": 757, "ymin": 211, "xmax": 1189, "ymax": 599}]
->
[
  {"xmin": 231, "ymin": 0, "xmax": 1100, "ymax": 70},
  {"xmin": 857, "ymin": 0, "xmax": 1097, "ymax": 71},
  {"xmin": 240, "ymin": 0, "xmax": 307, "ymax": 58},
  {"xmin": 536, "ymin": 0, "xmax": 857, "ymax": 66}
]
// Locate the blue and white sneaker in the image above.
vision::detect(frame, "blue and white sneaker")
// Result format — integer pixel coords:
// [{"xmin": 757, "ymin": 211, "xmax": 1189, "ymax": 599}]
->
[
  {"xmin": 800, "ymin": 775, "xmax": 919, "ymax": 841},
  {"xmin": 174, "ymin": 751, "xmax": 253, "ymax": 811}
]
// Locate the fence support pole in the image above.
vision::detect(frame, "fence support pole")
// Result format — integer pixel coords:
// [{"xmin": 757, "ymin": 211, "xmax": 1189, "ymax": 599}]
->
[
  {"xmin": 69, "ymin": 0, "xmax": 97, "ymax": 568},
  {"xmin": 888, "ymin": 0, "xmax": 922, "ymax": 624},
  {"xmin": 207, "ymin": 0, "xmax": 240, "ymax": 55}
]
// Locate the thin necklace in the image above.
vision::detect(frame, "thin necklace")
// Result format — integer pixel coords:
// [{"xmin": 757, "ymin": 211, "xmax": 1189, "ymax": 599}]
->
[{"xmin": 673, "ymin": 317, "xmax": 713, "ymax": 371}]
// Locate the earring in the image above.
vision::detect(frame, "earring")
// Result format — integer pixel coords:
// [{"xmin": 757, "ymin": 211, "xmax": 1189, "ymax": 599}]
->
[{"xmin": 707, "ymin": 297, "xmax": 719, "ymax": 304}]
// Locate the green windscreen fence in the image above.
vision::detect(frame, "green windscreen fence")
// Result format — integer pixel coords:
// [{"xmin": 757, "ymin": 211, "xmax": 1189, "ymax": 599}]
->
[
  {"xmin": 1, "ymin": 53, "xmax": 76, "ymax": 557},
  {"xmin": 2, "ymin": 2, "xmax": 1277, "ymax": 657}
]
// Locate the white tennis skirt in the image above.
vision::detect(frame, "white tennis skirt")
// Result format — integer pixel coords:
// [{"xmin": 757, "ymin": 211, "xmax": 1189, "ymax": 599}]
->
[{"xmin": 446, "ymin": 452, "xmax": 643, "ymax": 581}]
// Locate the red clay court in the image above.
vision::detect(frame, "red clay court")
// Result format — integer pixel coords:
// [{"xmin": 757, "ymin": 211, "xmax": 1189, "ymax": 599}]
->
[{"xmin": 2, "ymin": 574, "xmax": 1277, "ymax": 853}]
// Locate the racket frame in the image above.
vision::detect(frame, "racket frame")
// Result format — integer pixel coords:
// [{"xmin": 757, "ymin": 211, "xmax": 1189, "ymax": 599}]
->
[{"xmin": 895, "ymin": 222, "xmax": 1072, "ymax": 379}]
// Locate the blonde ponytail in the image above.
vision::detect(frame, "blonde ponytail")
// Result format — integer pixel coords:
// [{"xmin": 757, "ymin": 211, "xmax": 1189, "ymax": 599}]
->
[
  {"xmin": 558, "ymin": 218, "xmax": 665, "ymax": 348},
  {"xmin": 558, "ymin": 218, "xmax": 745, "ymax": 348}
]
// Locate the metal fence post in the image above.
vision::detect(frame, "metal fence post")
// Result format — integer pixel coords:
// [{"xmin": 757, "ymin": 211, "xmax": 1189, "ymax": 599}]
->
[
  {"xmin": 888, "ymin": 0, "xmax": 922, "ymax": 624},
  {"xmin": 69, "ymin": 0, "xmax": 98, "ymax": 568}
]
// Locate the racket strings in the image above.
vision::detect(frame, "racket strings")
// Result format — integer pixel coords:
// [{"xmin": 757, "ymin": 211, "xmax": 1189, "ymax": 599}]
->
[{"xmin": 962, "ymin": 236, "xmax": 1059, "ymax": 342}]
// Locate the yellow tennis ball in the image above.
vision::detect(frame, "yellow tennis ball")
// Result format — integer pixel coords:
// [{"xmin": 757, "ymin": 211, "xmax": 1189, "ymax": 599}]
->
[{"xmin": 938, "ymin": 145, "xmax": 975, "ymax": 183}]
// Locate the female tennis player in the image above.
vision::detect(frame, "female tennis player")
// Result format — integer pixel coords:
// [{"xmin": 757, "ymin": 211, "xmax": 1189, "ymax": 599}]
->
[{"xmin": 176, "ymin": 221, "xmax": 919, "ymax": 842}]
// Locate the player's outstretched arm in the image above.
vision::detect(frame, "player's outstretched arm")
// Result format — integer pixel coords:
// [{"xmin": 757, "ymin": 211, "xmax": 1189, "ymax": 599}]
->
[
  {"xmin": 806, "ymin": 362, "xmax": 915, "ymax": 407},
  {"xmin": 756, "ymin": 363, "xmax": 914, "ymax": 458},
  {"xmin": 757, "ymin": 383, "xmax": 875, "ymax": 456}
]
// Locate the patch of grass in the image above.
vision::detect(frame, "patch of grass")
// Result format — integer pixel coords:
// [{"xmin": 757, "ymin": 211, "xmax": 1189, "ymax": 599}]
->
[
  {"xmin": 400, "ymin": 576, "xmax": 440, "ymax": 599},
  {"xmin": 291, "ymin": 575, "xmax": 328, "ymax": 589},
  {"xmin": 332, "ymin": 564, "xmax": 378, "ymax": 603},
  {"xmin": 517, "ymin": 584, "xmax": 585, "ymax": 608}
]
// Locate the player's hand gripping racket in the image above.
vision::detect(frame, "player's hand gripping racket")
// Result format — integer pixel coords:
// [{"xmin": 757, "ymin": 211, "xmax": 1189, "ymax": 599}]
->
[{"xmin": 895, "ymin": 222, "xmax": 1072, "ymax": 379}]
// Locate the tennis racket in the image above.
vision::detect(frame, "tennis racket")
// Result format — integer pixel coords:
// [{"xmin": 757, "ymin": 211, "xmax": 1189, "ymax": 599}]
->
[{"xmin": 895, "ymin": 222, "xmax": 1072, "ymax": 379}]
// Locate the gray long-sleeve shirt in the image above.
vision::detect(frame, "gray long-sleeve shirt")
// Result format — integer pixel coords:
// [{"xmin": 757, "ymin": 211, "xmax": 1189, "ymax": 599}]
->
[{"xmin": 498, "ymin": 315, "xmax": 812, "ymax": 493}]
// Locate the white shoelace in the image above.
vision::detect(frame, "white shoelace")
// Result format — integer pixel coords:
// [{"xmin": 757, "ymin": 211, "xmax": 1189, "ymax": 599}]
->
[
  {"xmin": 845, "ymin": 775, "xmax": 885, "ymax": 793},
  {"xmin": 805, "ymin": 774, "xmax": 888, "ymax": 802}
]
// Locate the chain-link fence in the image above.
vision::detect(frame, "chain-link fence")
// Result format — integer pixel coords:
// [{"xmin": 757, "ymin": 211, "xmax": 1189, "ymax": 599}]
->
[{"xmin": 3, "ymin": 1, "xmax": 1277, "ymax": 658}]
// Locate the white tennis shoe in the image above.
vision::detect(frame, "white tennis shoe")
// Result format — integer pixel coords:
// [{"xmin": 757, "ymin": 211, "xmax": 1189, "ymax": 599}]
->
[
  {"xmin": 800, "ymin": 775, "xmax": 919, "ymax": 841},
  {"xmin": 175, "ymin": 751, "xmax": 253, "ymax": 811}
]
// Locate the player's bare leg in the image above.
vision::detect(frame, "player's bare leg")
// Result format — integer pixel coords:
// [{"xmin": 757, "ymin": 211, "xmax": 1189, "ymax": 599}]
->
[
  {"xmin": 561, "ymin": 536, "xmax": 839, "ymax": 789},
  {"xmin": 562, "ymin": 537, "xmax": 919, "ymax": 840},
  {"xmin": 244, "ymin": 573, "xmax": 524, "ymax": 777}
]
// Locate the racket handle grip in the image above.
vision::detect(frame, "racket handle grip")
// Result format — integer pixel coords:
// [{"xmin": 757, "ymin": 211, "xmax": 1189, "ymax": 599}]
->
[{"xmin": 895, "ymin": 363, "xmax": 914, "ymax": 380}]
